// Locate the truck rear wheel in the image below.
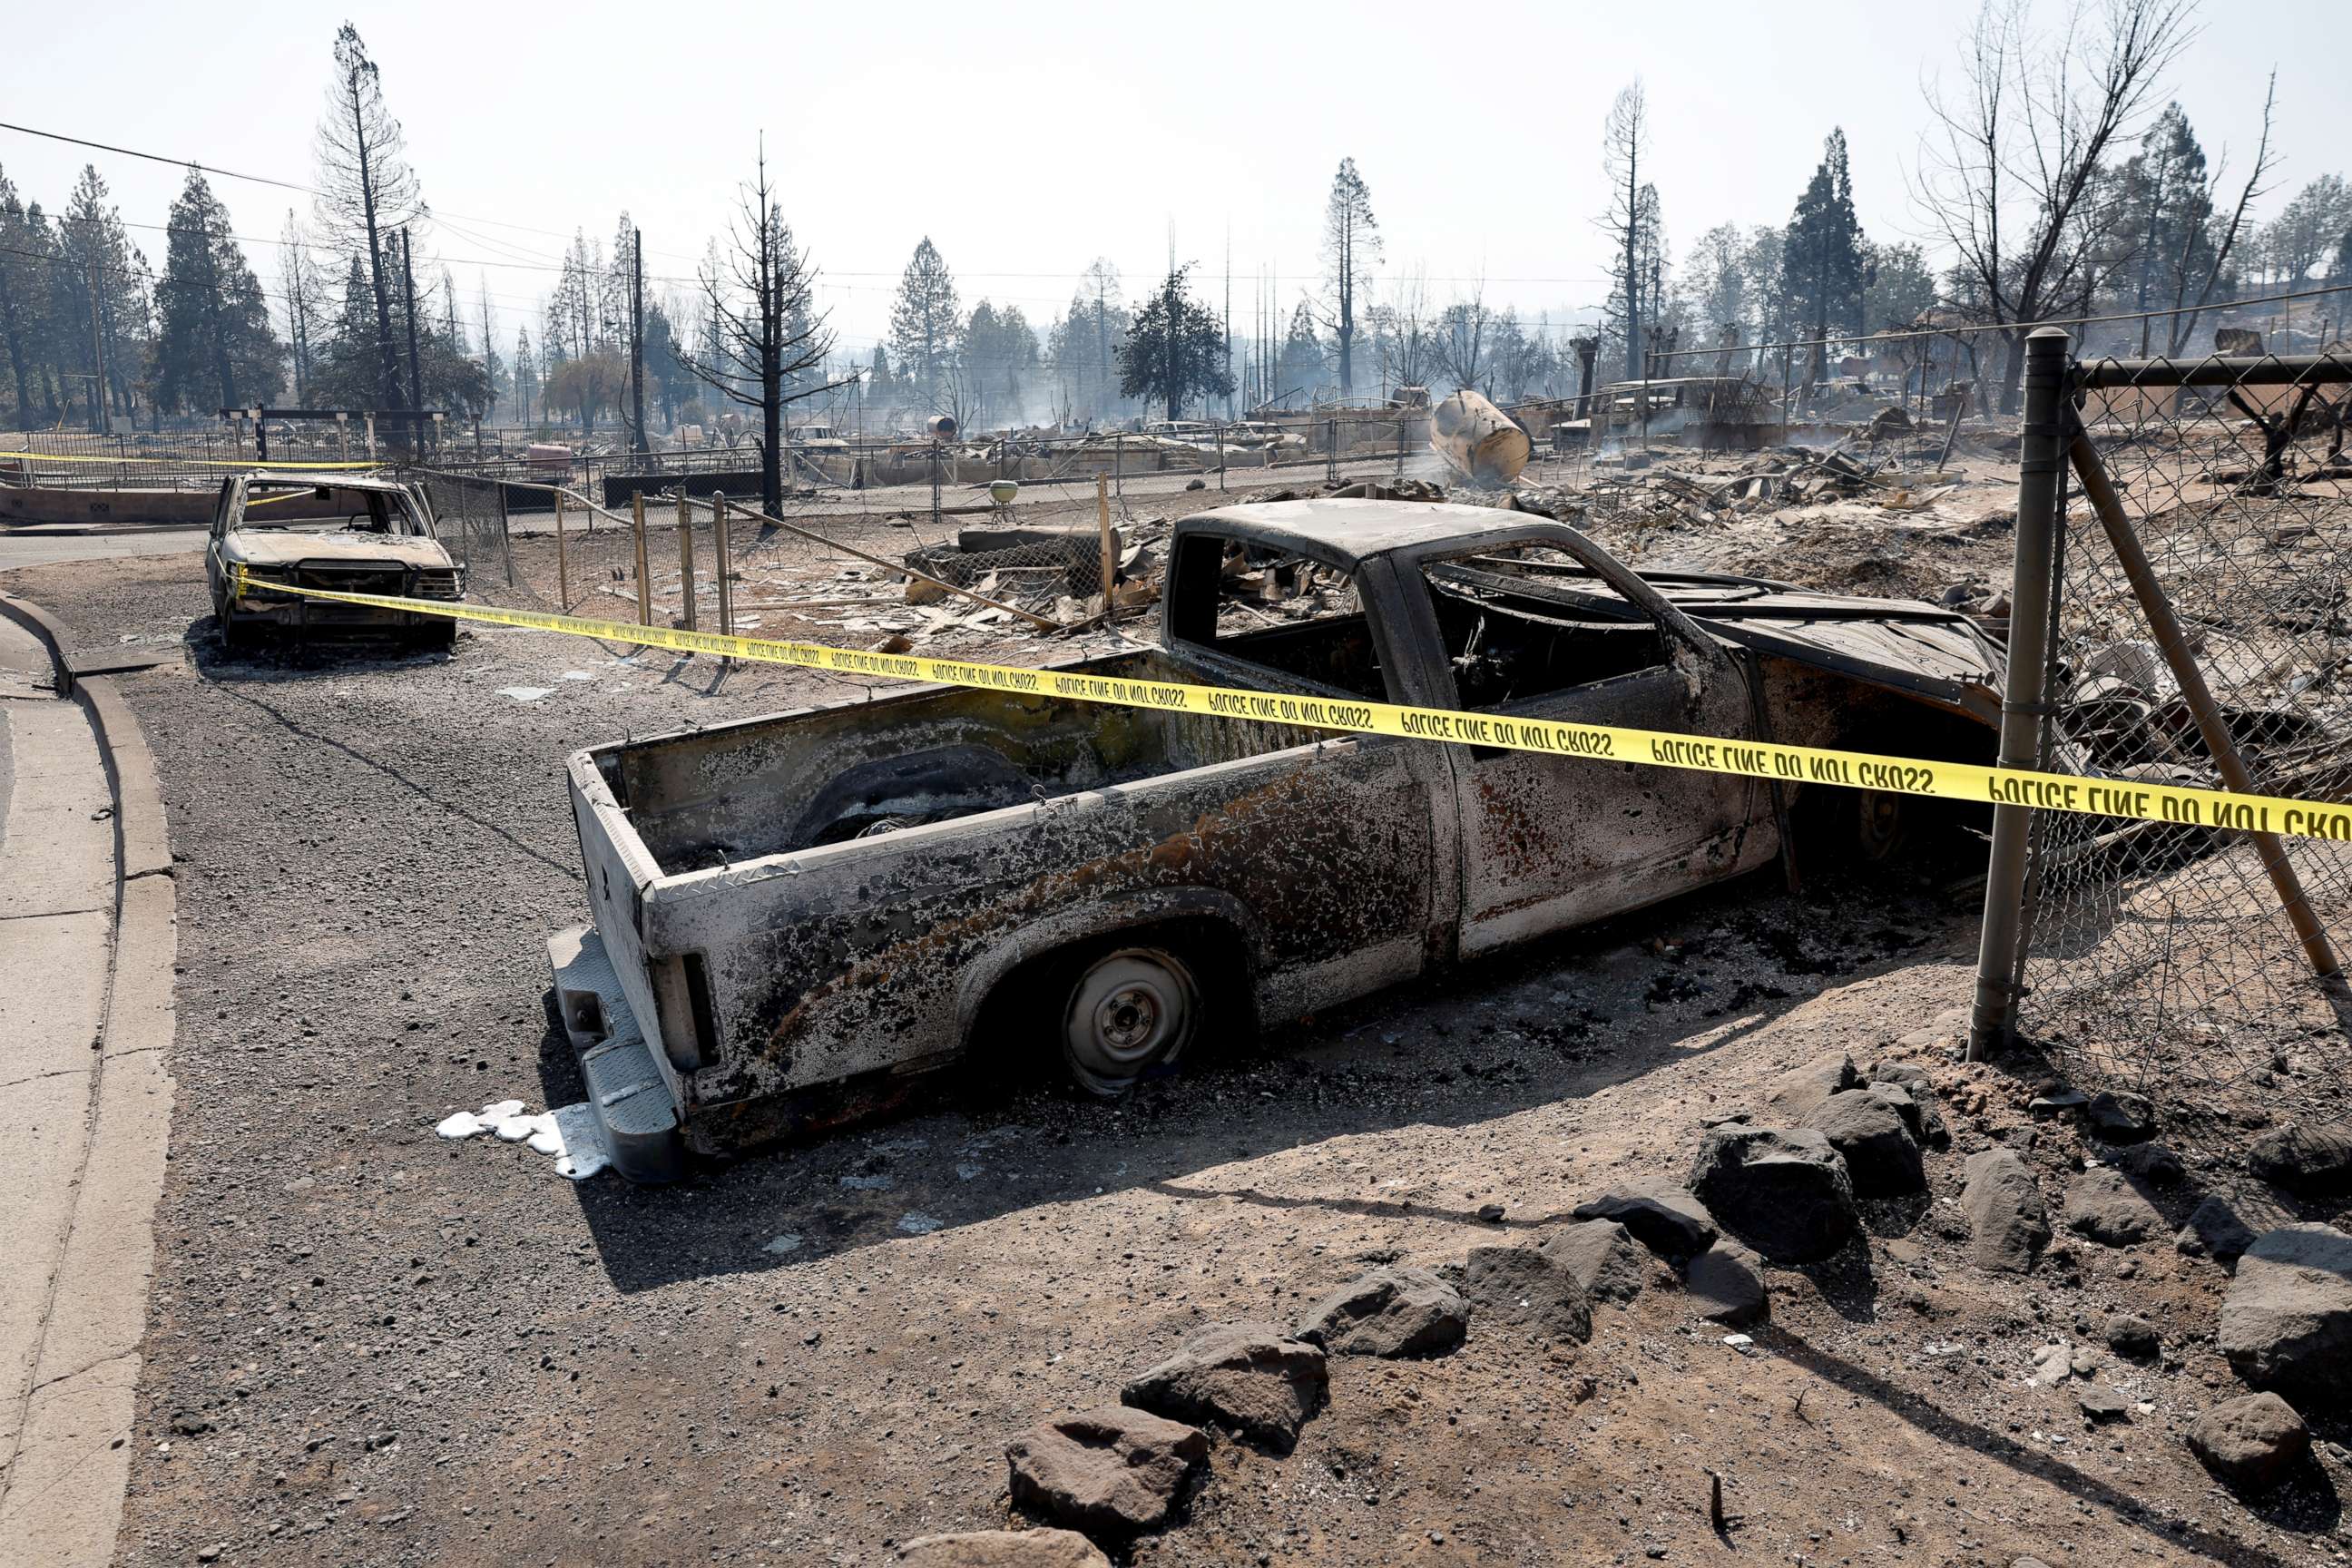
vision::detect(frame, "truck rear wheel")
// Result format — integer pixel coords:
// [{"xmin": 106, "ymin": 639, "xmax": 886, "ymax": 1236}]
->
[{"xmin": 1061, "ymin": 946, "xmax": 1200, "ymax": 1098}]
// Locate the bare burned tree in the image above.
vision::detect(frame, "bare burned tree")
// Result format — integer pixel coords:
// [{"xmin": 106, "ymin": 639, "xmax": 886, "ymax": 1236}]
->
[
  {"xmin": 313, "ymin": 23, "xmax": 419, "ymax": 422},
  {"xmin": 1913, "ymin": 0, "xmax": 2198, "ymax": 409},
  {"xmin": 2156, "ymin": 74, "xmax": 2277, "ymax": 357},
  {"xmin": 1600, "ymin": 82, "xmax": 1651, "ymax": 381},
  {"xmin": 681, "ymin": 141, "xmax": 837, "ymax": 517}
]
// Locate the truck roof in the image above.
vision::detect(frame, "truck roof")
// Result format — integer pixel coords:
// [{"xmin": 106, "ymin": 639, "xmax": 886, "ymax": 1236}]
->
[
  {"xmin": 1182, "ymin": 498, "xmax": 1548, "ymax": 567},
  {"xmin": 236, "ymin": 468, "xmax": 410, "ymax": 491}
]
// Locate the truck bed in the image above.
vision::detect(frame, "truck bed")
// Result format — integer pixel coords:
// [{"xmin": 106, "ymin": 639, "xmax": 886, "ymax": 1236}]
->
[{"xmin": 591, "ymin": 647, "xmax": 1334, "ymax": 874}]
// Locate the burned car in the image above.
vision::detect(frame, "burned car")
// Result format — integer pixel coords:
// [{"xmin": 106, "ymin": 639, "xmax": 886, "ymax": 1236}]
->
[
  {"xmin": 547, "ymin": 499, "xmax": 2004, "ymax": 1180},
  {"xmin": 205, "ymin": 471, "xmax": 465, "ymax": 649}
]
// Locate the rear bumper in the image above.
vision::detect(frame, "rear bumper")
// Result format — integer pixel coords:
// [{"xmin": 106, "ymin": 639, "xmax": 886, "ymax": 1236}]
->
[{"xmin": 546, "ymin": 925, "xmax": 686, "ymax": 1183}]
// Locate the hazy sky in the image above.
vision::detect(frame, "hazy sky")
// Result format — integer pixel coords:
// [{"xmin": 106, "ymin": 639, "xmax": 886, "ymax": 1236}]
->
[{"xmin": 2, "ymin": 0, "xmax": 2339, "ymax": 358}]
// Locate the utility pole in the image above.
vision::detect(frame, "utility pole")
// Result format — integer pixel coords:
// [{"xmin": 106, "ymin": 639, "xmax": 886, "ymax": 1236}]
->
[
  {"xmin": 399, "ymin": 228, "xmax": 425, "ymax": 454},
  {"xmin": 629, "ymin": 227, "xmax": 647, "ymax": 457}
]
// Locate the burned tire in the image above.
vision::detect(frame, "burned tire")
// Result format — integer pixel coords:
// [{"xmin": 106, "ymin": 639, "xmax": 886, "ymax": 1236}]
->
[
  {"xmin": 414, "ymin": 620, "xmax": 457, "ymax": 652},
  {"xmin": 1060, "ymin": 946, "xmax": 1200, "ymax": 1098}
]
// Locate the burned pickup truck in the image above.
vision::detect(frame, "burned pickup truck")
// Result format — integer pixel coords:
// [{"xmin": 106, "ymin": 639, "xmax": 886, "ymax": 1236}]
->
[{"xmin": 549, "ymin": 499, "xmax": 2001, "ymax": 1180}]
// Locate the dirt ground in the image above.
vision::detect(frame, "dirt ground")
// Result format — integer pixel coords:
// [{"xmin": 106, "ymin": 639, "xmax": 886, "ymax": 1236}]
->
[{"xmin": 6, "ymin": 479, "xmax": 2349, "ymax": 1568}]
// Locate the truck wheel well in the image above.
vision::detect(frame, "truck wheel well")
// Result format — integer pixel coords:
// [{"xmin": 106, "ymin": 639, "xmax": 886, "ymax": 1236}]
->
[
  {"xmin": 965, "ymin": 916, "xmax": 1258, "ymax": 1073},
  {"xmin": 1798, "ymin": 696, "xmax": 1995, "ymax": 868}
]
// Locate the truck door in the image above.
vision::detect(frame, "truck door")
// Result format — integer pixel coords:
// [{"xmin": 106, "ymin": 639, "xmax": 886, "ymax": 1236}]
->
[{"xmin": 1404, "ymin": 534, "xmax": 1773, "ymax": 959}]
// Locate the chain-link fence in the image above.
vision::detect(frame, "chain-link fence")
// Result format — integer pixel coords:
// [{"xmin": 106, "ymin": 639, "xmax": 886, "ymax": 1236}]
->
[{"xmin": 2010, "ymin": 347, "xmax": 2352, "ymax": 1091}]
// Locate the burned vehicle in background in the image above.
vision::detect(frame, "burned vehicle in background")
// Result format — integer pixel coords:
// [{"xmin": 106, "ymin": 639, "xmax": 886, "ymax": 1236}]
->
[
  {"xmin": 205, "ymin": 471, "xmax": 465, "ymax": 650},
  {"xmin": 547, "ymin": 499, "xmax": 2004, "ymax": 1181}
]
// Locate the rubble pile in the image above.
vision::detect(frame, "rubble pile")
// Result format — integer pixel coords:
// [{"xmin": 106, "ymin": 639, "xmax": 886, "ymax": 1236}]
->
[{"xmin": 930, "ymin": 1047, "xmax": 2352, "ymax": 1559}]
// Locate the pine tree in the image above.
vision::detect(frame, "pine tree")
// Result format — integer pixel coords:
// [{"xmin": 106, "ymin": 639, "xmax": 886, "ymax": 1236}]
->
[
  {"xmin": 1116, "ymin": 265, "xmax": 1233, "ymax": 421},
  {"xmin": 154, "ymin": 168, "xmax": 283, "ymax": 414},
  {"xmin": 313, "ymin": 24, "xmax": 420, "ymax": 416},
  {"xmin": 1599, "ymin": 83, "xmax": 1651, "ymax": 381},
  {"xmin": 1783, "ymin": 129, "xmax": 1866, "ymax": 387},
  {"xmin": 887, "ymin": 238, "xmax": 960, "ymax": 411},
  {"xmin": 1316, "ymin": 159, "xmax": 1381, "ymax": 397},
  {"xmin": 0, "ymin": 165, "xmax": 39, "ymax": 419},
  {"xmin": 56, "ymin": 165, "xmax": 150, "ymax": 429}
]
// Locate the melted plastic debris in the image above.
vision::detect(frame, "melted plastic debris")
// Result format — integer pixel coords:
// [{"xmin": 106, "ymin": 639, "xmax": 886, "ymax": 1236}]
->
[
  {"xmin": 762, "ymin": 1234, "xmax": 804, "ymax": 1256},
  {"xmin": 435, "ymin": 1099, "xmax": 524, "ymax": 1140},
  {"xmin": 432, "ymin": 1097, "xmax": 609, "ymax": 1180},
  {"xmin": 897, "ymin": 1212, "xmax": 944, "ymax": 1235}
]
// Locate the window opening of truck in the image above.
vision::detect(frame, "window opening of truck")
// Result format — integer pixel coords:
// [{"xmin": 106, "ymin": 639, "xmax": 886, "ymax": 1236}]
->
[
  {"xmin": 1167, "ymin": 531, "xmax": 1386, "ymax": 701},
  {"xmin": 234, "ymin": 482, "xmax": 428, "ymax": 536},
  {"xmin": 1419, "ymin": 543, "xmax": 1669, "ymax": 709}
]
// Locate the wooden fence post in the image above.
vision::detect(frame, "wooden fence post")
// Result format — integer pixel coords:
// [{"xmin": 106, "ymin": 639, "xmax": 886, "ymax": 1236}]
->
[
  {"xmin": 553, "ymin": 489, "xmax": 570, "ymax": 612},
  {"xmin": 631, "ymin": 491, "xmax": 652, "ymax": 635},
  {"xmin": 1095, "ymin": 474, "xmax": 1115, "ymax": 602},
  {"xmin": 677, "ymin": 488, "xmax": 697, "ymax": 632},
  {"xmin": 712, "ymin": 493, "xmax": 734, "ymax": 647}
]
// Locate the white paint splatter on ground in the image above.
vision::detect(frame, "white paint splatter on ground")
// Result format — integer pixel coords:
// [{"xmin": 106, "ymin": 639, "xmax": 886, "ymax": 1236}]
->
[{"xmin": 433, "ymin": 1097, "xmax": 609, "ymax": 1180}]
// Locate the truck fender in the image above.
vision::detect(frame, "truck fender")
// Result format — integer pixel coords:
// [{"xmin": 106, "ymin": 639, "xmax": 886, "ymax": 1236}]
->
[{"xmin": 953, "ymin": 886, "xmax": 1269, "ymax": 1050}]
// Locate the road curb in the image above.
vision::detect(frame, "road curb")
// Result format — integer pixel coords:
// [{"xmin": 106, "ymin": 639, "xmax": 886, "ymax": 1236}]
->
[
  {"xmin": 0, "ymin": 593, "xmax": 178, "ymax": 1568},
  {"xmin": 0, "ymin": 592, "xmax": 70, "ymax": 682}
]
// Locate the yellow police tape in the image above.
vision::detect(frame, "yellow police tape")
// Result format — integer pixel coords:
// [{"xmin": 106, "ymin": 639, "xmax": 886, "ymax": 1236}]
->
[
  {"xmin": 232, "ymin": 569, "xmax": 2352, "ymax": 844},
  {"xmin": 0, "ymin": 450, "xmax": 379, "ymax": 469}
]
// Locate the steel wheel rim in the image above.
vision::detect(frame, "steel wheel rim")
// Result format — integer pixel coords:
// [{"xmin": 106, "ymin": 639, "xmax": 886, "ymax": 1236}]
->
[{"xmin": 1063, "ymin": 949, "xmax": 1198, "ymax": 1093}]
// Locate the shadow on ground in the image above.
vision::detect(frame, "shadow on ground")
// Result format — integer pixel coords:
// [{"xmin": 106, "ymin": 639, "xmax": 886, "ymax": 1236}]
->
[{"xmin": 546, "ymin": 867, "xmax": 1973, "ymax": 1295}]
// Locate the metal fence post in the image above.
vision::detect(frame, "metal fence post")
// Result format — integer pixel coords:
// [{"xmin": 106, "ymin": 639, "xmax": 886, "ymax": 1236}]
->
[
  {"xmin": 712, "ymin": 492, "xmax": 734, "ymax": 654},
  {"xmin": 495, "ymin": 475, "xmax": 514, "ymax": 587},
  {"xmin": 1969, "ymin": 327, "xmax": 2072, "ymax": 1060}
]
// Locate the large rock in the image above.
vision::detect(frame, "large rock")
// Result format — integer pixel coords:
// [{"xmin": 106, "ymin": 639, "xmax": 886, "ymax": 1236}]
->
[
  {"xmin": 1570, "ymin": 1184, "xmax": 1718, "ymax": 1260},
  {"xmin": 1004, "ymin": 1406, "xmax": 1208, "ymax": 1537},
  {"xmin": 2188, "ymin": 1392, "xmax": 2310, "ymax": 1494},
  {"xmin": 2087, "ymin": 1090, "xmax": 2156, "ymax": 1142},
  {"xmin": 1805, "ymin": 1090, "xmax": 1926, "ymax": 1195},
  {"xmin": 1295, "ymin": 1267, "xmax": 1467, "ymax": 1358},
  {"xmin": 1121, "ymin": 1322, "xmax": 1328, "ymax": 1453},
  {"xmin": 1681, "ymin": 1245, "xmax": 1769, "ymax": 1326},
  {"xmin": 1540, "ymin": 1219, "xmax": 1646, "ymax": 1305},
  {"xmin": 2109, "ymin": 1142, "xmax": 2184, "ymax": 1187},
  {"xmin": 1863, "ymin": 1082, "xmax": 1945, "ymax": 1151},
  {"xmin": 2247, "ymin": 1123, "xmax": 2352, "ymax": 1196},
  {"xmin": 2063, "ymin": 1168, "xmax": 2165, "ymax": 1247},
  {"xmin": 1961, "ymin": 1150, "xmax": 2050, "ymax": 1273},
  {"xmin": 2217, "ymin": 1224, "xmax": 2352, "ymax": 1407},
  {"xmin": 899, "ymin": 1529, "xmax": 1112, "ymax": 1567},
  {"xmin": 1762, "ymin": 1049, "xmax": 1862, "ymax": 1122},
  {"xmin": 1459, "ymin": 1246, "xmax": 1592, "ymax": 1343},
  {"xmin": 2176, "ymin": 1190, "xmax": 2294, "ymax": 1263},
  {"xmin": 1687, "ymin": 1125, "xmax": 1860, "ymax": 1264}
]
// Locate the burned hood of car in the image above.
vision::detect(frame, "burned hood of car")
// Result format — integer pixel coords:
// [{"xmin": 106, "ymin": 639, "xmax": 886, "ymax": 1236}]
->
[{"xmin": 226, "ymin": 531, "xmax": 454, "ymax": 569}]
